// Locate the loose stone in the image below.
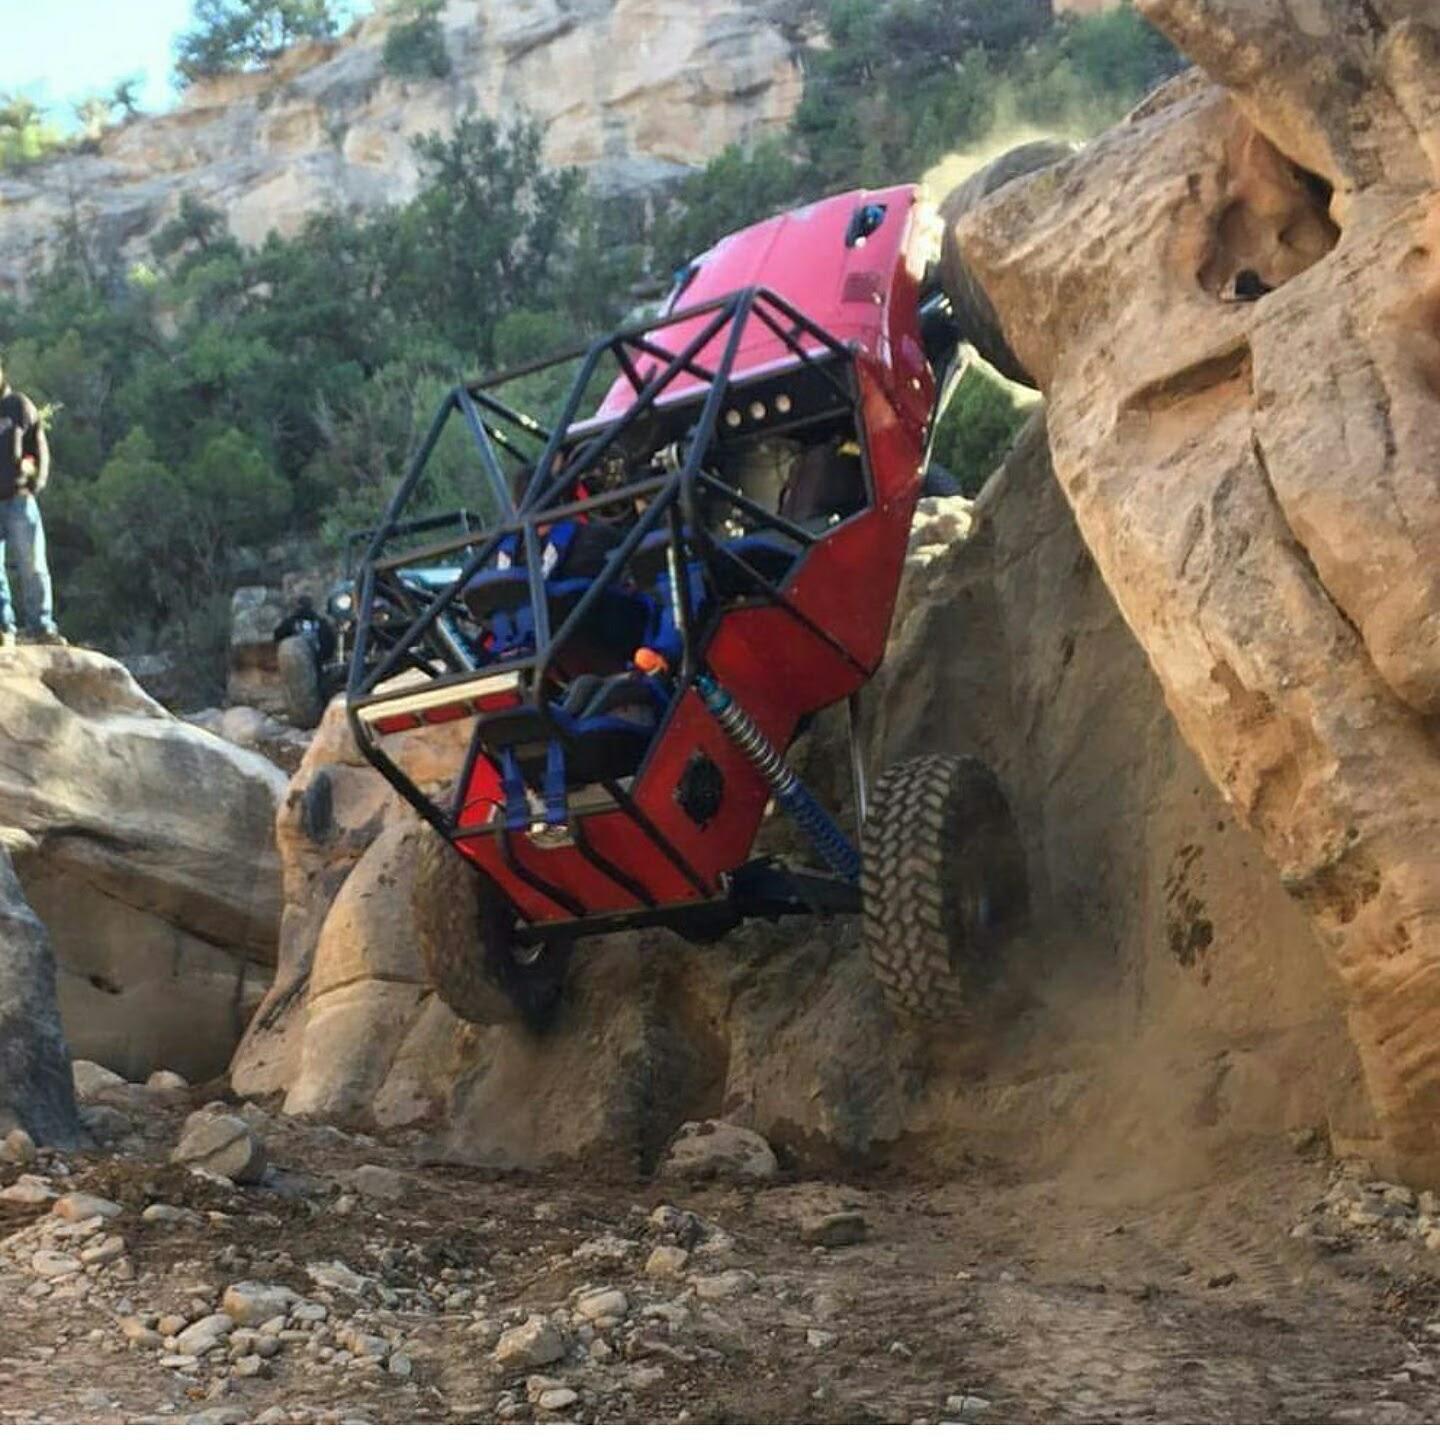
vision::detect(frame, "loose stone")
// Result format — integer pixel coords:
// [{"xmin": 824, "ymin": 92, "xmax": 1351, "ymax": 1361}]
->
[
  {"xmin": 80, "ymin": 1235, "xmax": 127, "ymax": 1267},
  {"xmin": 689, "ymin": 1270, "xmax": 757, "ymax": 1301},
  {"xmin": 801, "ymin": 1212, "xmax": 868, "ymax": 1249},
  {"xmin": 645, "ymin": 1245, "xmax": 690, "ymax": 1280},
  {"xmin": 222, "ymin": 1282, "xmax": 301, "ymax": 1328},
  {"xmin": 120, "ymin": 1317, "xmax": 164, "ymax": 1350},
  {"xmin": 495, "ymin": 1316, "xmax": 566, "ymax": 1371},
  {"xmin": 31, "ymin": 1251, "xmax": 82, "ymax": 1278},
  {"xmin": 1, "ymin": 1177, "xmax": 57, "ymax": 1205},
  {"xmin": 176, "ymin": 1314, "xmax": 237, "ymax": 1357},
  {"xmin": 52, "ymin": 1193, "xmax": 122, "ymax": 1223},
  {"xmin": 574, "ymin": 1286, "xmax": 628, "ymax": 1321}
]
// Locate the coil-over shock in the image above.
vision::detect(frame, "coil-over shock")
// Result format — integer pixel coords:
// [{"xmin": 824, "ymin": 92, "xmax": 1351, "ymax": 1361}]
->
[{"xmin": 695, "ymin": 674, "xmax": 860, "ymax": 884}]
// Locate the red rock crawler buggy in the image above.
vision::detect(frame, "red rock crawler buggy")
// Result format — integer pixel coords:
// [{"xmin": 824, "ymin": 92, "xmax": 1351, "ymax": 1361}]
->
[{"xmin": 347, "ymin": 185, "xmax": 1026, "ymax": 1029}]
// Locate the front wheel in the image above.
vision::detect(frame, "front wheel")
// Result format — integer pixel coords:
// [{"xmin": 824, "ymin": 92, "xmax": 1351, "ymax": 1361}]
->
[
  {"xmin": 411, "ymin": 823, "xmax": 571, "ymax": 1032},
  {"xmin": 861, "ymin": 754, "xmax": 1027, "ymax": 1021},
  {"xmin": 277, "ymin": 635, "xmax": 324, "ymax": 728}
]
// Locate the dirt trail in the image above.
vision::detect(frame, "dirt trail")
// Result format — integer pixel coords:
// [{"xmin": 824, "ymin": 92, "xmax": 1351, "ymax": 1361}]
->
[{"xmin": 2, "ymin": 1092, "xmax": 1438, "ymax": 1425}]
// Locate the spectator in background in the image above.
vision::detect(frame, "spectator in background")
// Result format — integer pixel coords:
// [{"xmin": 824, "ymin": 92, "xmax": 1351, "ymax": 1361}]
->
[
  {"xmin": 273, "ymin": 594, "xmax": 337, "ymax": 666},
  {"xmin": 0, "ymin": 359, "xmax": 61, "ymax": 647}
]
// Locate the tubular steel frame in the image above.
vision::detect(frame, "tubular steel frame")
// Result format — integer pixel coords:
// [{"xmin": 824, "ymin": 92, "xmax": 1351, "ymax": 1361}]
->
[{"xmin": 346, "ymin": 286, "xmax": 869, "ymax": 922}]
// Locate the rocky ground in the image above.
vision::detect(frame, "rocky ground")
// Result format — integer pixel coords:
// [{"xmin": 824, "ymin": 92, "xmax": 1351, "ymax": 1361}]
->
[{"xmin": 4, "ymin": 1074, "xmax": 1440, "ymax": 1425}]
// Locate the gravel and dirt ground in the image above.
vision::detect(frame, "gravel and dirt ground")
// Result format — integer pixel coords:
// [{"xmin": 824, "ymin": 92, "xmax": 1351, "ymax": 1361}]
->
[{"xmin": 4, "ymin": 1081, "xmax": 1440, "ymax": 1425}]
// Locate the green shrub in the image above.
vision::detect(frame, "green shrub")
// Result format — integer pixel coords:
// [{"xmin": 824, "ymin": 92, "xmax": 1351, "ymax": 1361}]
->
[
  {"xmin": 0, "ymin": 93, "xmax": 67, "ymax": 170},
  {"xmin": 175, "ymin": 0, "xmax": 341, "ymax": 84},
  {"xmin": 382, "ymin": 0, "xmax": 452, "ymax": 80},
  {"xmin": 664, "ymin": 2, "xmax": 1181, "ymax": 266},
  {"xmin": 931, "ymin": 364, "xmax": 1034, "ymax": 498}
]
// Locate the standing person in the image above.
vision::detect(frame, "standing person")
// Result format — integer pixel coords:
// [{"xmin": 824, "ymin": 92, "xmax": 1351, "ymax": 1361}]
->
[
  {"xmin": 0, "ymin": 360, "xmax": 61, "ymax": 647},
  {"xmin": 272, "ymin": 594, "xmax": 337, "ymax": 667}
]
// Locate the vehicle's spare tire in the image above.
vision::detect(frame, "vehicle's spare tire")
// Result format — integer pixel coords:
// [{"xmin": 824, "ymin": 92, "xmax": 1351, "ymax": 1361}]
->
[
  {"xmin": 411, "ymin": 822, "xmax": 571, "ymax": 1032},
  {"xmin": 277, "ymin": 635, "xmax": 325, "ymax": 729},
  {"xmin": 861, "ymin": 754, "xmax": 1027, "ymax": 1021},
  {"xmin": 937, "ymin": 139, "xmax": 1078, "ymax": 389}
]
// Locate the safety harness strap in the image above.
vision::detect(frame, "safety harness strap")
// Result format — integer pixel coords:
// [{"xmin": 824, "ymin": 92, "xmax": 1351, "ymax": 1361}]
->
[
  {"xmin": 499, "ymin": 749, "xmax": 529, "ymax": 832},
  {"xmin": 543, "ymin": 741, "xmax": 569, "ymax": 827}
]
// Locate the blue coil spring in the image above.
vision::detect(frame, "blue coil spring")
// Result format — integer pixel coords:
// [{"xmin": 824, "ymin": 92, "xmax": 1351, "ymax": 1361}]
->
[{"xmin": 696, "ymin": 675, "xmax": 861, "ymax": 884}]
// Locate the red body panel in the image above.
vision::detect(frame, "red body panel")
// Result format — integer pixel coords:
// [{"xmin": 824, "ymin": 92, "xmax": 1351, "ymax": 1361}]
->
[
  {"xmin": 390, "ymin": 186, "xmax": 937, "ymax": 925},
  {"xmin": 453, "ymin": 367, "xmax": 927, "ymax": 924},
  {"xmin": 595, "ymin": 185, "xmax": 933, "ymax": 423}
]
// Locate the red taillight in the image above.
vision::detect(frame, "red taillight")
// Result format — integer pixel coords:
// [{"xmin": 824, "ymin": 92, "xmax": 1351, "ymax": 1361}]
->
[{"xmin": 355, "ymin": 672, "xmax": 524, "ymax": 734}]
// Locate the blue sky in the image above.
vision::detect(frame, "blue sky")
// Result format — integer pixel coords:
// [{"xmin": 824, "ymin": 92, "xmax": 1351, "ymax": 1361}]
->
[{"xmin": 0, "ymin": 0, "xmax": 371, "ymax": 129}]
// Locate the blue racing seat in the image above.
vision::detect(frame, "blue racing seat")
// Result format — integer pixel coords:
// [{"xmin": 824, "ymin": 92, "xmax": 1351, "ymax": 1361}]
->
[
  {"xmin": 464, "ymin": 520, "xmax": 653, "ymax": 662},
  {"xmin": 627, "ymin": 528, "xmax": 805, "ymax": 669},
  {"xmin": 477, "ymin": 668, "xmax": 670, "ymax": 829}
]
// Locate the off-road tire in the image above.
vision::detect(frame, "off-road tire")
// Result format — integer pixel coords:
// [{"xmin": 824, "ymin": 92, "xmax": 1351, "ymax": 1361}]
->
[
  {"xmin": 937, "ymin": 139, "xmax": 1078, "ymax": 388},
  {"xmin": 411, "ymin": 823, "xmax": 572, "ymax": 1032},
  {"xmin": 277, "ymin": 635, "xmax": 324, "ymax": 729},
  {"xmin": 861, "ymin": 755, "xmax": 1026, "ymax": 1021}
]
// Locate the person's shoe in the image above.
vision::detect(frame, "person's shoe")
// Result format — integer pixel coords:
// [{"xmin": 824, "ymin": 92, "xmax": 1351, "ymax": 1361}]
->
[
  {"xmin": 32, "ymin": 630, "xmax": 67, "ymax": 647},
  {"xmin": 0, "ymin": 632, "xmax": 15, "ymax": 651}
]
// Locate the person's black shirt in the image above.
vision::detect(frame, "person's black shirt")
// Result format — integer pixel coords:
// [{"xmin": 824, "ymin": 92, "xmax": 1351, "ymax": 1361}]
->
[
  {"xmin": 0, "ymin": 389, "xmax": 49, "ymax": 500},
  {"xmin": 274, "ymin": 608, "xmax": 337, "ymax": 665}
]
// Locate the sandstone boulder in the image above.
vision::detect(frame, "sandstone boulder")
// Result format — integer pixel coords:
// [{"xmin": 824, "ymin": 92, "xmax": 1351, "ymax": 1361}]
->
[
  {"xmin": 0, "ymin": 848, "xmax": 80, "ymax": 1147},
  {"xmin": 230, "ymin": 697, "xmax": 467, "ymax": 1119},
  {"xmin": 71, "ymin": 1060, "xmax": 126, "ymax": 1103},
  {"xmin": 0, "ymin": 648, "xmax": 284, "ymax": 1082},
  {"xmin": 186, "ymin": 706, "xmax": 313, "ymax": 774},
  {"xmin": 171, "ymin": 1110, "xmax": 268, "ymax": 1183},
  {"xmin": 661, "ymin": 1121, "xmax": 779, "ymax": 1183},
  {"xmin": 946, "ymin": 0, "xmax": 1440, "ymax": 1183}
]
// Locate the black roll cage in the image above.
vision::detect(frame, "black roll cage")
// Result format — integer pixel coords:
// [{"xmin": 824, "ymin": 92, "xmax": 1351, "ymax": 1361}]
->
[{"xmin": 346, "ymin": 286, "xmax": 875, "ymax": 919}]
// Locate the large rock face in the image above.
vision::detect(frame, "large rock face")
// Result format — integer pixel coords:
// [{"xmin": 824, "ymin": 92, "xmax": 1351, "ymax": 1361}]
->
[
  {"xmin": 0, "ymin": 0, "xmax": 802, "ymax": 294},
  {"xmin": 233, "ymin": 421, "xmax": 1370, "ymax": 1179},
  {"xmin": 0, "ymin": 848, "xmax": 80, "ymax": 1147},
  {"xmin": 229, "ymin": 700, "xmax": 470, "ymax": 1122},
  {"xmin": 0, "ymin": 648, "xmax": 285, "ymax": 1081},
  {"xmin": 946, "ymin": 0, "xmax": 1440, "ymax": 1181}
]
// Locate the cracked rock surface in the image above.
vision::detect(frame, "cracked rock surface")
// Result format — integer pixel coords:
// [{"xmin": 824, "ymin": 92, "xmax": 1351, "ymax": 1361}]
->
[{"xmin": 946, "ymin": 0, "xmax": 1440, "ymax": 1184}]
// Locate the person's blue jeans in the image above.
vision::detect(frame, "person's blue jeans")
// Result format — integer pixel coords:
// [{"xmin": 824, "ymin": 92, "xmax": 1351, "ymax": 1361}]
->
[{"xmin": 0, "ymin": 493, "xmax": 55, "ymax": 636}]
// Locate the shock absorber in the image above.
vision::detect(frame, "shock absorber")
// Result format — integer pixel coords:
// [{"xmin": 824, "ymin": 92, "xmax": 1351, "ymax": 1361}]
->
[{"xmin": 695, "ymin": 674, "xmax": 861, "ymax": 885}]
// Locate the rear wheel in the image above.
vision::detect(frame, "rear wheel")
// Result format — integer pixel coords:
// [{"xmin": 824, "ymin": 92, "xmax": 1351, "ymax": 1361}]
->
[
  {"xmin": 412, "ymin": 824, "xmax": 572, "ymax": 1031},
  {"xmin": 861, "ymin": 754, "xmax": 1026, "ymax": 1020},
  {"xmin": 277, "ymin": 635, "xmax": 324, "ymax": 729}
]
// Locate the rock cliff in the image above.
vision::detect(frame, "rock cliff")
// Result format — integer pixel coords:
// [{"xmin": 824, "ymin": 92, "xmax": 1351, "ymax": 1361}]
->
[
  {"xmin": 946, "ymin": 0, "xmax": 1440, "ymax": 1182},
  {"xmin": 0, "ymin": 0, "xmax": 802, "ymax": 294}
]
